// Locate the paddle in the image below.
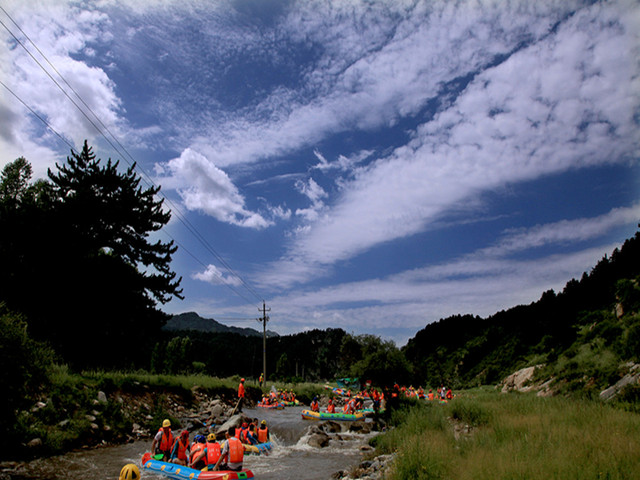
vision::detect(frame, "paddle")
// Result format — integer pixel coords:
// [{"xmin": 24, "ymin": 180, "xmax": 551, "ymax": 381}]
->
[{"xmin": 230, "ymin": 397, "xmax": 241, "ymax": 416}]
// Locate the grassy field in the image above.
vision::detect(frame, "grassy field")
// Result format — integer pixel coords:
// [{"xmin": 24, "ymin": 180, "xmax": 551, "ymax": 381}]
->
[{"xmin": 373, "ymin": 389, "xmax": 640, "ymax": 480}]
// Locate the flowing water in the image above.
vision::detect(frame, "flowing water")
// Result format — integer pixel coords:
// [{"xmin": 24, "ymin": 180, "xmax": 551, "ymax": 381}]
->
[{"xmin": 10, "ymin": 406, "xmax": 376, "ymax": 480}]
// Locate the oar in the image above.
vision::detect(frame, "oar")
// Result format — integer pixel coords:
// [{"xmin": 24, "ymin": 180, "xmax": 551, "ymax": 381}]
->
[{"xmin": 230, "ymin": 397, "xmax": 241, "ymax": 416}]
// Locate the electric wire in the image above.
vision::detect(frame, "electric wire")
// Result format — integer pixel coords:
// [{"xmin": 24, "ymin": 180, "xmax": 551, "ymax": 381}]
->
[
  {"xmin": 0, "ymin": 8, "xmax": 265, "ymax": 311},
  {"xmin": 0, "ymin": 6, "xmax": 262, "ymax": 305}
]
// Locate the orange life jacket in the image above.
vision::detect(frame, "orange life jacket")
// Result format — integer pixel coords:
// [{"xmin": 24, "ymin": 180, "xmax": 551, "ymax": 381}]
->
[
  {"xmin": 327, "ymin": 403, "xmax": 336, "ymax": 413},
  {"xmin": 191, "ymin": 442, "xmax": 205, "ymax": 462},
  {"xmin": 206, "ymin": 442, "xmax": 221, "ymax": 465},
  {"xmin": 238, "ymin": 383, "xmax": 245, "ymax": 398},
  {"xmin": 227, "ymin": 437, "xmax": 244, "ymax": 464},
  {"xmin": 157, "ymin": 428, "xmax": 174, "ymax": 452},
  {"xmin": 428, "ymin": 392, "xmax": 434, "ymax": 400},
  {"xmin": 311, "ymin": 400, "xmax": 319, "ymax": 412},
  {"xmin": 175, "ymin": 438, "xmax": 189, "ymax": 461},
  {"xmin": 257, "ymin": 427, "xmax": 269, "ymax": 443}
]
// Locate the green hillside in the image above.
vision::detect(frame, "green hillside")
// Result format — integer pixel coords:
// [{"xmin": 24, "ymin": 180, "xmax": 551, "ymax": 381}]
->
[{"xmin": 403, "ymin": 227, "xmax": 640, "ymax": 399}]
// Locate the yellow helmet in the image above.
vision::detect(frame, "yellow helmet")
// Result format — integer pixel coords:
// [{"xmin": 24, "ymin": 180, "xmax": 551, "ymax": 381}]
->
[
  {"xmin": 162, "ymin": 419, "xmax": 171, "ymax": 428},
  {"xmin": 207, "ymin": 433, "xmax": 216, "ymax": 441},
  {"xmin": 119, "ymin": 464, "xmax": 140, "ymax": 480}
]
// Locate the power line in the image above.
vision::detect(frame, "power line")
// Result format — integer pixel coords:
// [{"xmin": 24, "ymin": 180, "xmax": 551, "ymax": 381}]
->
[
  {"xmin": 0, "ymin": 79, "xmax": 75, "ymax": 151},
  {"xmin": 0, "ymin": 7, "xmax": 265, "ymax": 309}
]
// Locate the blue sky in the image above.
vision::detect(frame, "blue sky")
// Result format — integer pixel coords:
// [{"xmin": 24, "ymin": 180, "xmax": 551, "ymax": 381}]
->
[{"xmin": 1, "ymin": 0, "xmax": 639, "ymax": 345}]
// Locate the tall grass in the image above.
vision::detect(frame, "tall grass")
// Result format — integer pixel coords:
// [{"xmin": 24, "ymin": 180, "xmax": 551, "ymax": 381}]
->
[{"xmin": 378, "ymin": 390, "xmax": 640, "ymax": 480}]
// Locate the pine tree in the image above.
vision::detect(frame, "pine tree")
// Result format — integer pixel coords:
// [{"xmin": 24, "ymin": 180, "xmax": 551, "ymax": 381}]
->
[{"xmin": 0, "ymin": 142, "xmax": 183, "ymax": 368}]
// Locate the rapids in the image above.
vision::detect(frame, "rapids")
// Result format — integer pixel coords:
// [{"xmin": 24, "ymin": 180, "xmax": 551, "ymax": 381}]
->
[{"xmin": 9, "ymin": 406, "xmax": 377, "ymax": 480}]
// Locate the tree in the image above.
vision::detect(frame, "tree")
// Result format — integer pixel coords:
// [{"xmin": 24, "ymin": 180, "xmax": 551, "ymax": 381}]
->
[{"xmin": 0, "ymin": 143, "xmax": 183, "ymax": 368}]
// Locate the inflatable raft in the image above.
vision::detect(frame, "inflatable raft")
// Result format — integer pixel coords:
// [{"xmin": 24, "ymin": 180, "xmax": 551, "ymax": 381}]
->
[
  {"xmin": 256, "ymin": 402, "xmax": 284, "ymax": 409},
  {"xmin": 301, "ymin": 409, "xmax": 365, "ymax": 421},
  {"xmin": 243, "ymin": 441, "xmax": 273, "ymax": 455},
  {"xmin": 141, "ymin": 453, "xmax": 254, "ymax": 480}
]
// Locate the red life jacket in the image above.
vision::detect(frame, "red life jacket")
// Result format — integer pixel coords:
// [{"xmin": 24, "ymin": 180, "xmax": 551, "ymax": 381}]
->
[
  {"xmin": 257, "ymin": 427, "xmax": 268, "ymax": 443},
  {"xmin": 157, "ymin": 428, "xmax": 174, "ymax": 452},
  {"xmin": 238, "ymin": 383, "xmax": 245, "ymax": 398},
  {"xmin": 239, "ymin": 427, "xmax": 249, "ymax": 443},
  {"xmin": 227, "ymin": 437, "xmax": 244, "ymax": 464},
  {"xmin": 206, "ymin": 442, "xmax": 221, "ymax": 465},
  {"xmin": 327, "ymin": 403, "xmax": 336, "ymax": 413}
]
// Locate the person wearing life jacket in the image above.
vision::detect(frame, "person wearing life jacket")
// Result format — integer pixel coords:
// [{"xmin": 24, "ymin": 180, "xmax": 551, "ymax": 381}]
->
[
  {"xmin": 446, "ymin": 388, "xmax": 453, "ymax": 400},
  {"xmin": 245, "ymin": 423, "xmax": 258, "ymax": 445},
  {"xmin": 259, "ymin": 372, "xmax": 264, "ymax": 387},
  {"xmin": 257, "ymin": 420, "xmax": 270, "ymax": 443},
  {"xmin": 237, "ymin": 422, "xmax": 249, "ymax": 442},
  {"xmin": 189, "ymin": 435, "xmax": 207, "ymax": 470},
  {"xmin": 310, "ymin": 396, "xmax": 320, "ymax": 412},
  {"xmin": 343, "ymin": 398, "xmax": 356, "ymax": 414},
  {"xmin": 212, "ymin": 427, "xmax": 244, "ymax": 472},
  {"xmin": 169, "ymin": 429, "xmax": 190, "ymax": 465},
  {"xmin": 151, "ymin": 419, "xmax": 174, "ymax": 461},
  {"xmin": 205, "ymin": 433, "xmax": 222, "ymax": 469},
  {"xmin": 237, "ymin": 378, "xmax": 245, "ymax": 410},
  {"xmin": 427, "ymin": 389, "xmax": 434, "ymax": 400},
  {"xmin": 326, "ymin": 398, "xmax": 336, "ymax": 413}
]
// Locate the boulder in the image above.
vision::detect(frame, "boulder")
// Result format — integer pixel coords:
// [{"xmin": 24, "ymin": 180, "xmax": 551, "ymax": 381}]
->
[
  {"xmin": 214, "ymin": 414, "xmax": 243, "ymax": 435},
  {"xmin": 501, "ymin": 365, "xmax": 543, "ymax": 393},
  {"xmin": 307, "ymin": 432, "xmax": 330, "ymax": 448},
  {"xmin": 27, "ymin": 438, "xmax": 42, "ymax": 448},
  {"xmin": 600, "ymin": 363, "xmax": 640, "ymax": 401}
]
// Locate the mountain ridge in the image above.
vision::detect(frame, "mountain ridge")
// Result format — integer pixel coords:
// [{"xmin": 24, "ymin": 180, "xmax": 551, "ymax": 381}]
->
[{"xmin": 164, "ymin": 311, "xmax": 279, "ymax": 337}]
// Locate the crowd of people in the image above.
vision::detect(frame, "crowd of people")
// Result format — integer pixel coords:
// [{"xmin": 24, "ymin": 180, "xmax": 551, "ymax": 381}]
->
[
  {"xmin": 258, "ymin": 388, "xmax": 298, "ymax": 406},
  {"xmin": 139, "ymin": 379, "xmax": 454, "ymax": 477},
  {"xmin": 150, "ymin": 417, "xmax": 271, "ymax": 472}
]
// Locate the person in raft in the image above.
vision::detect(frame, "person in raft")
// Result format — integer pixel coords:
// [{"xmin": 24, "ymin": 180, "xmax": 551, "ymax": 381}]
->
[
  {"xmin": 170, "ymin": 429, "xmax": 190, "ymax": 465},
  {"xmin": 310, "ymin": 396, "xmax": 320, "ymax": 412},
  {"xmin": 212, "ymin": 427, "xmax": 244, "ymax": 471},
  {"xmin": 151, "ymin": 419, "xmax": 174, "ymax": 461},
  {"xmin": 257, "ymin": 419, "xmax": 270, "ymax": 443},
  {"xmin": 237, "ymin": 378, "xmax": 246, "ymax": 410},
  {"xmin": 190, "ymin": 433, "xmax": 222, "ymax": 470},
  {"xmin": 326, "ymin": 398, "xmax": 336, "ymax": 413},
  {"xmin": 189, "ymin": 435, "xmax": 207, "ymax": 470}
]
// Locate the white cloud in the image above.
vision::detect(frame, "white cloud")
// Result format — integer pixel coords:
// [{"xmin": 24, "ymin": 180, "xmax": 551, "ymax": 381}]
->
[
  {"xmin": 156, "ymin": 148, "xmax": 271, "ymax": 229},
  {"xmin": 261, "ymin": 0, "xmax": 640, "ymax": 287},
  {"xmin": 486, "ymin": 204, "xmax": 640, "ymax": 256},
  {"xmin": 294, "ymin": 177, "xmax": 327, "ymax": 221},
  {"xmin": 312, "ymin": 149, "xmax": 373, "ymax": 173},
  {"xmin": 192, "ymin": 264, "xmax": 242, "ymax": 287}
]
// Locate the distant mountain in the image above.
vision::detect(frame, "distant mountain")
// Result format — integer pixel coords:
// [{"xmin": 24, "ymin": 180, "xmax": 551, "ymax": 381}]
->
[{"xmin": 164, "ymin": 311, "xmax": 279, "ymax": 337}]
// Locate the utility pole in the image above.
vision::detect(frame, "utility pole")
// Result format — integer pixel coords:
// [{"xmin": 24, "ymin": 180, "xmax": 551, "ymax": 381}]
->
[{"xmin": 258, "ymin": 301, "xmax": 270, "ymax": 384}]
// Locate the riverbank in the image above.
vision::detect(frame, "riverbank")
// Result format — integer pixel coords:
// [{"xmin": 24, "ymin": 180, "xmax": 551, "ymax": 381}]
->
[{"xmin": 368, "ymin": 388, "xmax": 640, "ymax": 480}]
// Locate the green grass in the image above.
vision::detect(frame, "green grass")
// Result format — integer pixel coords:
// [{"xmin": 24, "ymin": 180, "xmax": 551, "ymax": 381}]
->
[{"xmin": 375, "ymin": 390, "xmax": 640, "ymax": 480}]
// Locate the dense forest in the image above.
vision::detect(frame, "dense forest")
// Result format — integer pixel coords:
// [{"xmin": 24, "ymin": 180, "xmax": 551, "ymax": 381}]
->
[
  {"xmin": 404, "ymin": 229, "xmax": 640, "ymax": 392},
  {"xmin": 2, "ymin": 144, "xmax": 640, "ymax": 451}
]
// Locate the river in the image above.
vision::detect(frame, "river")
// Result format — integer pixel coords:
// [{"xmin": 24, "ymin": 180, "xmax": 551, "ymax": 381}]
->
[{"xmin": 10, "ymin": 406, "xmax": 376, "ymax": 480}]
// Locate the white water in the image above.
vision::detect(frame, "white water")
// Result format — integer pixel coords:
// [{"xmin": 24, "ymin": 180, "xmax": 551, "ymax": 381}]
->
[{"xmin": 11, "ymin": 406, "xmax": 376, "ymax": 480}]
